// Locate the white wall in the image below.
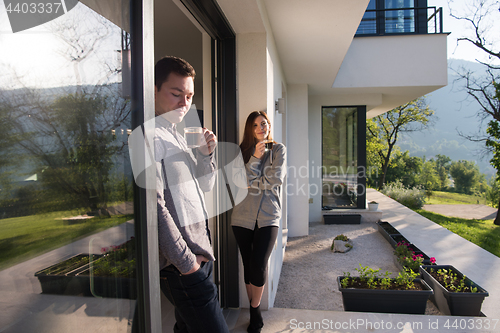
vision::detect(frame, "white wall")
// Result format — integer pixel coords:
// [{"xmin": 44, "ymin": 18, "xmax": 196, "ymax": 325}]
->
[
  {"xmin": 332, "ymin": 34, "xmax": 448, "ymax": 117},
  {"xmin": 287, "ymin": 84, "xmax": 310, "ymax": 237},
  {"xmin": 235, "ymin": 26, "xmax": 288, "ymax": 309}
]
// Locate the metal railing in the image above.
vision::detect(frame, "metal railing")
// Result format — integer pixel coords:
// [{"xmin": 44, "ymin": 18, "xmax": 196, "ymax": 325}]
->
[{"xmin": 355, "ymin": 6, "xmax": 443, "ymax": 36}]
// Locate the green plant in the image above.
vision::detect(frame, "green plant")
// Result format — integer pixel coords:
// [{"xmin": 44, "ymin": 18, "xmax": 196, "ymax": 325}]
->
[
  {"xmin": 394, "ymin": 268, "xmax": 419, "ymax": 290},
  {"xmin": 91, "ymin": 237, "xmax": 136, "ymax": 278},
  {"xmin": 340, "ymin": 264, "xmax": 422, "ymax": 291},
  {"xmin": 334, "ymin": 234, "xmax": 349, "ymax": 241},
  {"xmin": 394, "ymin": 241, "xmax": 436, "ymax": 272},
  {"xmin": 381, "ymin": 180, "xmax": 426, "ymax": 209},
  {"xmin": 430, "ymin": 268, "xmax": 478, "ymax": 293}
]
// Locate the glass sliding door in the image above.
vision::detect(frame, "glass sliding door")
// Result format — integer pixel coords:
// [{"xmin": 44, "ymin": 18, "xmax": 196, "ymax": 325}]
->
[
  {"xmin": 0, "ymin": 2, "xmax": 136, "ymax": 332},
  {"xmin": 322, "ymin": 106, "xmax": 365, "ymax": 209}
]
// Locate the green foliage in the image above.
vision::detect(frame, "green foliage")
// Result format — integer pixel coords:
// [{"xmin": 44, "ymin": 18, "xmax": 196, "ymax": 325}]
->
[
  {"xmin": 366, "ymin": 97, "xmax": 434, "ymax": 189},
  {"xmin": 0, "ymin": 88, "xmax": 131, "ymax": 217},
  {"xmin": 381, "ymin": 180, "xmax": 426, "ymax": 209},
  {"xmin": 449, "ymin": 160, "xmax": 482, "ymax": 194},
  {"xmin": 384, "ymin": 151, "xmax": 423, "ymax": 187},
  {"xmin": 485, "ymin": 176, "xmax": 500, "ymax": 208},
  {"xmin": 0, "ymin": 210, "xmax": 133, "ymax": 270},
  {"xmin": 418, "ymin": 160, "xmax": 441, "ymax": 198},
  {"xmin": 428, "ymin": 268, "xmax": 478, "ymax": 293},
  {"xmin": 92, "ymin": 237, "xmax": 136, "ymax": 278},
  {"xmin": 334, "ymin": 234, "xmax": 349, "ymax": 241},
  {"xmin": 429, "ymin": 154, "xmax": 452, "ymax": 189},
  {"xmin": 394, "ymin": 240, "xmax": 436, "ymax": 272},
  {"xmin": 341, "ymin": 264, "xmax": 419, "ymax": 290}
]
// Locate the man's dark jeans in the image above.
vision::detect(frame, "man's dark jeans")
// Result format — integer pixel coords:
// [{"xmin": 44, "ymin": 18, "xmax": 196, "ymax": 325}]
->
[{"xmin": 160, "ymin": 261, "xmax": 230, "ymax": 333}]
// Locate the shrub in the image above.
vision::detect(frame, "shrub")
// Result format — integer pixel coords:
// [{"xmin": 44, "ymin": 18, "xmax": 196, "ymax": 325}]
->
[{"xmin": 381, "ymin": 180, "xmax": 426, "ymax": 209}]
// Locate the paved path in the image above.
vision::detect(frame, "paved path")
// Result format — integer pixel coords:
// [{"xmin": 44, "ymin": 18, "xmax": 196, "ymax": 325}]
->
[{"xmin": 422, "ymin": 204, "xmax": 497, "ymax": 220}]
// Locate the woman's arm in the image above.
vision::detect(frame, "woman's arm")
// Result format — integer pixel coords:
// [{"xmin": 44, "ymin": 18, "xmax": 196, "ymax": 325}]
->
[{"xmin": 247, "ymin": 144, "xmax": 286, "ymax": 190}]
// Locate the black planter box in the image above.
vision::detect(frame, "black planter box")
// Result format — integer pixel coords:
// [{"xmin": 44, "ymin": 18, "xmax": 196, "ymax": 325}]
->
[
  {"xmin": 420, "ymin": 265, "xmax": 488, "ymax": 316},
  {"xmin": 377, "ymin": 221, "xmax": 401, "ymax": 245},
  {"xmin": 337, "ymin": 276, "xmax": 433, "ymax": 314},
  {"xmin": 389, "ymin": 234, "xmax": 410, "ymax": 248},
  {"xmin": 324, "ymin": 214, "xmax": 361, "ymax": 224},
  {"xmin": 35, "ymin": 254, "xmax": 136, "ymax": 299}
]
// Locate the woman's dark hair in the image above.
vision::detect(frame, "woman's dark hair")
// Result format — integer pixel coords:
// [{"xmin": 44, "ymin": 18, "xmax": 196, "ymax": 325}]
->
[
  {"xmin": 155, "ymin": 56, "xmax": 196, "ymax": 90},
  {"xmin": 240, "ymin": 111, "xmax": 274, "ymax": 163}
]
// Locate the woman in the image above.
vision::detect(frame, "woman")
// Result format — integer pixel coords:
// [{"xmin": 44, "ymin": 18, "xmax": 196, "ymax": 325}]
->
[{"xmin": 231, "ymin": 111, "xmax": 286, "ymax": 333}]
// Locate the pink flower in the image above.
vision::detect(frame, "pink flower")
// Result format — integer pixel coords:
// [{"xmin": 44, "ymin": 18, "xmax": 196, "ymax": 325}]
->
[
  {"xmin": 430, "ymin": 257, "xmax": 436, "ymax": 264},
  {"xmin": 101, "ymin": 247, "xmax": 109, "ymax": 253}
]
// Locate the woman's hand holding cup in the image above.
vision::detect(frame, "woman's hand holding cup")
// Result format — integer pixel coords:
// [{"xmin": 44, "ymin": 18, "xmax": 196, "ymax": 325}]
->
[{"xmin": 254, "ymin": 141, "xmax": 266, "ymax": 159}]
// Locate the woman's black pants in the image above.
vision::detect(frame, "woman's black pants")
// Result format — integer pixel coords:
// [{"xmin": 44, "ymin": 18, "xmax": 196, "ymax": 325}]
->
[{"xmin": 232, "ymin": 225, "xmax": 279, "ymax": 287}]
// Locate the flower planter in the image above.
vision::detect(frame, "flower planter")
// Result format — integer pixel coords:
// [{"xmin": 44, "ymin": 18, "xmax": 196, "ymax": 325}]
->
[
  {"xmin": 377, "ymin": 221, "xmax": 401, "ymax": 245},
  {"xmin": 337, "ymin": 276, "xmax": 433, "ymax": 314},
  {"xmin": 368, "ymin": 203, "xmax": 379, "ymax": 211},
  {"xmin": 324, "ymin": 214, "xmax": 361, "ymax": 225},
  {"xmin": 389, "ymin": 234, "xmax": 409, "ymax": 248},
  {"xmin": 420, "ymin": 265, "xmax": 489, "ymax": 316},
  {"xmin": 35, "ymin": 253, "xmax": 136, "ymax": 299}
]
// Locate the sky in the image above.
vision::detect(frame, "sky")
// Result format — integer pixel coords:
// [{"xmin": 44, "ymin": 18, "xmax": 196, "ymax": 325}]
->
[
  {"xmin": 432, "ymin": 0, "xmax": 500, "ymax": 65},
  {"xmin": 0, "ymin": 0, "xmax": 122, "ymax": 89}
]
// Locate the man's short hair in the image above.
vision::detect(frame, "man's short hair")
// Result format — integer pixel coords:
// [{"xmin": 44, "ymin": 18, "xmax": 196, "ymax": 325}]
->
[{"xmin": 155, "ymin": 56, "xmax": 196, "ymax": 91}]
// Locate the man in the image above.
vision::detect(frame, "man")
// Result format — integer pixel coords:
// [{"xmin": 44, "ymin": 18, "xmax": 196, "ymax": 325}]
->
[{"xmin": 154, "ymin": 56, "xmax": 229, "ymax": 333}]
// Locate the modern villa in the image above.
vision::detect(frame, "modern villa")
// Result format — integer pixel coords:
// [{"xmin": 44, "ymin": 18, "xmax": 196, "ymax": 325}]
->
[{"xmin": 0, "ymin": 0, "xmax": 448, "ymax": 331}]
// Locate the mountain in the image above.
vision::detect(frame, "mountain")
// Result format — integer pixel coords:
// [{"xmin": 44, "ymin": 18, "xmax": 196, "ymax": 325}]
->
[{"xmin": 398, "ymin": 59, "xmax": 496, "ymax": 178}]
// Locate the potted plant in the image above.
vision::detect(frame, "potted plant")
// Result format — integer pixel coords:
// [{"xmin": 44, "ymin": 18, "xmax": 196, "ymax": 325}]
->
[
  {"xmin": 394, "ymin": 240, "xmax": 436, "ymax": 272},
  {"xmin": 419, "ymin": 265, "xmax": 489, "ymax": 316},
  {"xmin": 35, "ymin": 237, "xmax": 136, "ymax": 299},
  {"xmin": 337, "ymin": 264, "xmax": 433, "ymax": 314},
  {"xmin": 368, "ymin": 201, "xmax": 379, "ymax": 211},
  {"xmin": 331, "ymin": 234, "xmax": 353, "ymax": 253}
]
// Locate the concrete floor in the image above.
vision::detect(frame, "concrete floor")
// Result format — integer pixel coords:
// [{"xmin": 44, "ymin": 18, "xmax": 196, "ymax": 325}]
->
[{"xmin": 1, "ymin": 190, "xmax": 499, "ymax": 332}]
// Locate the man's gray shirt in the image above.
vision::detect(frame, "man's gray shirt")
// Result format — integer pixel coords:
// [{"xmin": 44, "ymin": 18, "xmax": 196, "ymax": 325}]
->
[{"xmin": 155, "ymin": 116, "xmax": 216, "ymax": 274}]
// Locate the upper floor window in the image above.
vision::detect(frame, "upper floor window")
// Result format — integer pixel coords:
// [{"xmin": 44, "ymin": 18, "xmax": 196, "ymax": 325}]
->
[{"xmin": 356, "ymin": 0, "xmax": 442, "ymax": 36}]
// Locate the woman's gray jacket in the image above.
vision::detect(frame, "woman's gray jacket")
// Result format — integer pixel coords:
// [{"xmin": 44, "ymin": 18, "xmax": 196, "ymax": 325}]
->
[{"xmin": 231, "ymin": 143, "xmax": 286, "ymax": 230}]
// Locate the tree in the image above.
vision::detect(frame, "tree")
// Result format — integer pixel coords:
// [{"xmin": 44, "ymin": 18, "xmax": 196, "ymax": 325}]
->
[
  {"xmin": 449, "ymin": 160, "xmax": 481, "ymax": 194},
  {"xmin": 0, "ymin": 8, "xmax": 130, "ymax": 216},
  {"xmin": 450, "ymin": 0, "xmax": 500, "ymax": 223},
  {"xmin": 429, "ymin": 154, "xmax": 452, "ymax": 189},
  {"xmin": 367, "ymin": 97, "xmax": 434, "ymax": 189},
  {"xmin": 384, "ymin": 151, "xmax": 423, "ymax": 188},
  {"xmin": 418, "ymin": 159, "xmax": 441, "ymax": 198}
]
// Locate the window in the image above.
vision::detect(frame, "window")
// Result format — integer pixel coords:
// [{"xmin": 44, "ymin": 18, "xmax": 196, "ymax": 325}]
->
[
  {"xmin": 322, "ymin": 107, "xmax": 366, "ymax": 209},
  {"xmin": 0, "ymin": 3, "xmax": 136, "ymax": 331},
  {"xmin": 356, "ymin": 0, "xmax": 436, "ymax": 35}
]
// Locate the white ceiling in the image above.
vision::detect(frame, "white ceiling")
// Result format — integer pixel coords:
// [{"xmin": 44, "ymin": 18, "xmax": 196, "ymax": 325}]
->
[{"xmin": 218, "ymin": 0, "xmax": 370, "ymax": 95}]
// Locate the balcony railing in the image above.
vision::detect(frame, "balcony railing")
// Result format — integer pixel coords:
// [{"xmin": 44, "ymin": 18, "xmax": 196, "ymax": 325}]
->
[{"xmin": 355, "ymin": 6, "xmax": 443, "ymax": 36}]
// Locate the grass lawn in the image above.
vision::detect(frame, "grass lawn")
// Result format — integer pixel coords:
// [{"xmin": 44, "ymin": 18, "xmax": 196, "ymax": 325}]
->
[
  {"xmin": 415, "ymin": 209, "xmax": 500, "ymax": 258},
  {"xmin": 0, "ymin": 210, "xmax": 134, "ymax": 271},
  {"xmin": 426, "ymin": 191, "xmax": 487, "ymax": 205}
]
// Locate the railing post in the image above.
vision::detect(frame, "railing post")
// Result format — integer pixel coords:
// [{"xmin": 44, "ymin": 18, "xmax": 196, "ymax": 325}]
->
[{"xmin": 439, "ymin": 7, "xmax": 443, "ymax": 33}]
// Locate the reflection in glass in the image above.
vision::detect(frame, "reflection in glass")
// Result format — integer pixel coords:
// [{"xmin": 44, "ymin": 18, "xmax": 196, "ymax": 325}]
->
[
  {"xmin": 0, "ymin": 3, "xmax": 135, "ymax": 332},
  {"xmin": 322, "ymin": 107, "xmax": 358, "ymax": 209}
]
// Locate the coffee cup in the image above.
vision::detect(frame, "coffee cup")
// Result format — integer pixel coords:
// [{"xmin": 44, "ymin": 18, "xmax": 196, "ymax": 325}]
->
[{"xmin": 184, "ymin": 127, "xmax": 204, "ymax": 148}]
